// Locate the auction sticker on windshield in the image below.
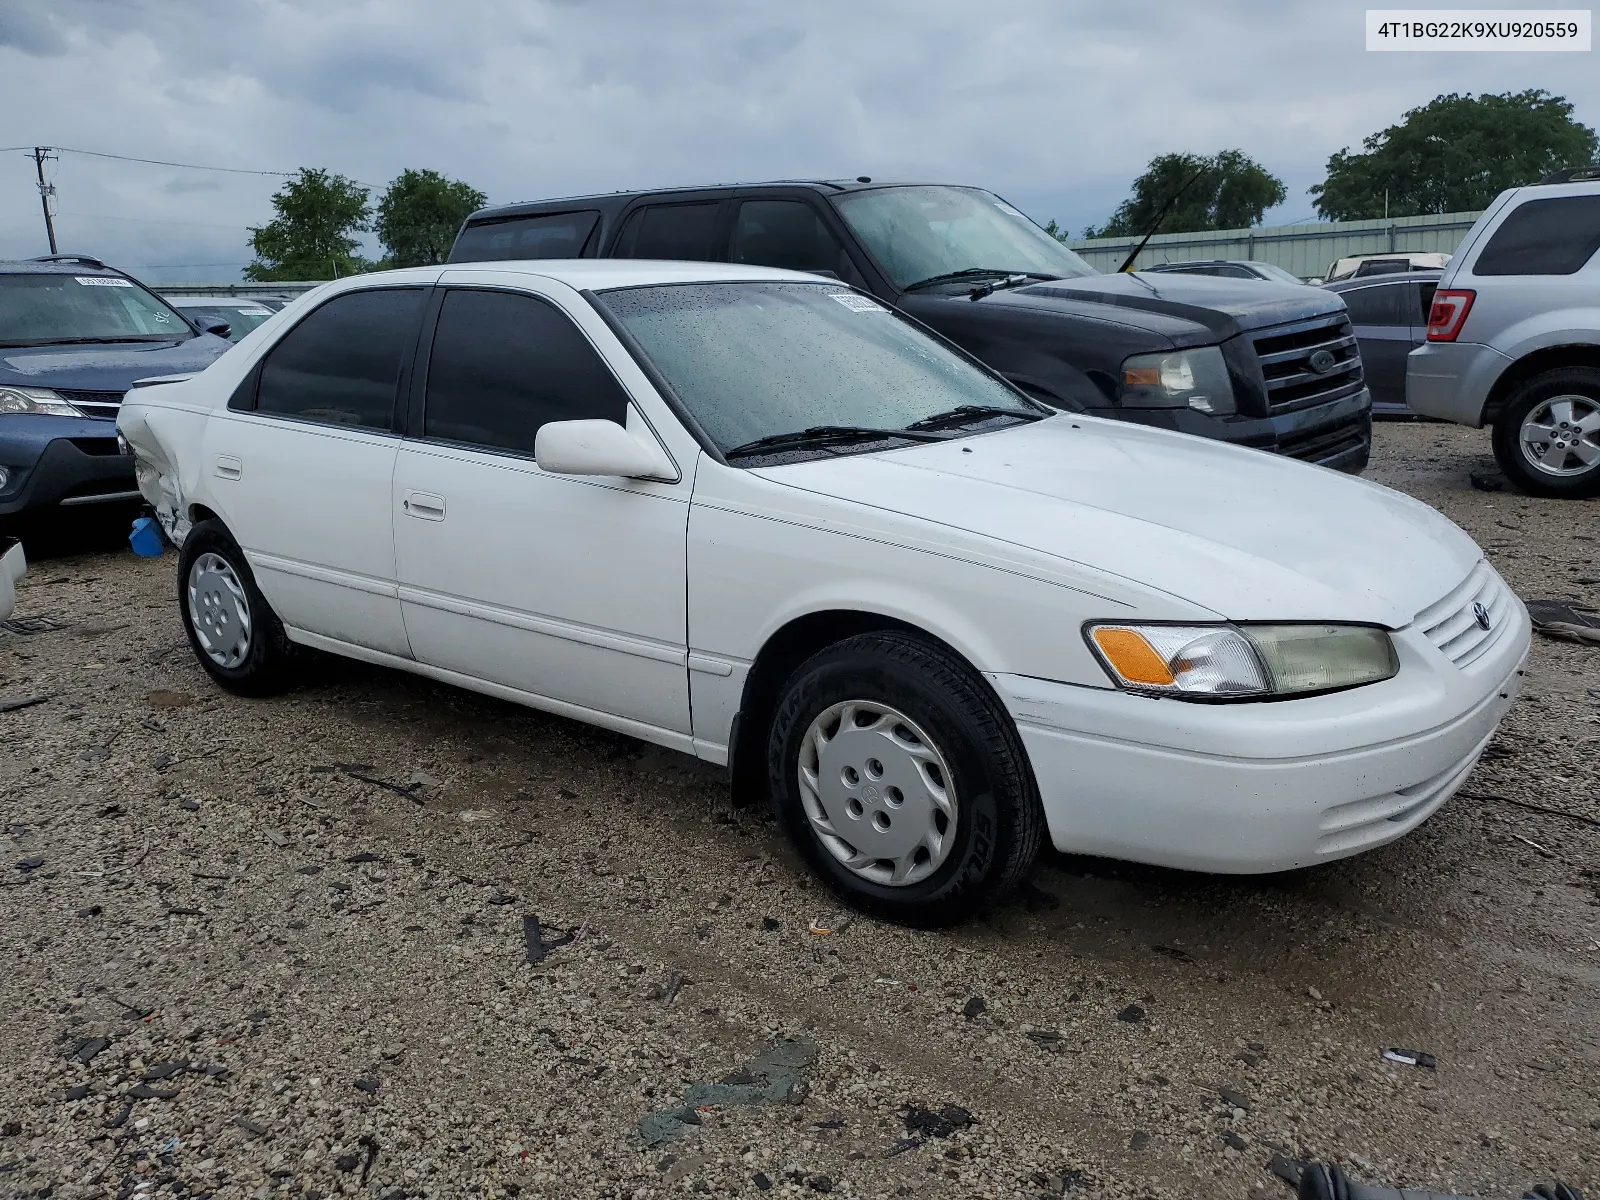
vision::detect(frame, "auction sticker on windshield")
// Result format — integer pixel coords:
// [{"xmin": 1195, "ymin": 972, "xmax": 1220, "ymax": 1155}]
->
[
  {"xmin": 75, "ymin": 276, "xmax": 134, "ymax": 287},
  {"xmin": 830, "ymin": 293, "xmax": 887, "ymax": 312}
]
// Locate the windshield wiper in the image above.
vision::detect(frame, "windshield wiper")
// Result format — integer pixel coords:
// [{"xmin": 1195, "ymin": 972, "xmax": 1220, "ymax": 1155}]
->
[
  {"xmin": 968, "ymin": 272, "xmax": 1060, "ymax": 300},
  {"xmin": 0, "ymin": 335, "xmax": 174, "ymax": 347},
  {"xmin": 901, "ymin": 268, "xmax": 1021, "ymax": 293},
  {"xmin": 905, "ymin": 404, "xmax": 1045, "ymax": 432},
  {"xmin": 725, "ymin": 425, "xmax": 950, "ymax": 460}
]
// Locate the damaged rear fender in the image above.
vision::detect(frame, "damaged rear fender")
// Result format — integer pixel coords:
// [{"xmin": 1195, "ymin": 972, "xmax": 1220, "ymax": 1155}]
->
[{"xmin": 116, "ymin": 403, "xmax": 210, "ymax": 547}]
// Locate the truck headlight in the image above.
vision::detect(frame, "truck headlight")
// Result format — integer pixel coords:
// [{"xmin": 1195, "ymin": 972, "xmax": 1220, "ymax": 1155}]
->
[
  {"xmin": 1119, "ymin": 346, "xmax": 1235, "ymax": 415},
  {"xmin": 1085, "ymin": 622, "xmax": 1397, "ymax": 700},
  {"xmin": 0, "ymin": 386, "xmax": 84, "ymax": 416}
]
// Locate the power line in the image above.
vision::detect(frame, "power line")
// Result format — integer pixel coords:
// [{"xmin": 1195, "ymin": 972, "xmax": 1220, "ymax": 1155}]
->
[
  {"xmin": 56, "ymin": 210, "xmax": 255, "ymax": 230},
  {"xmin": 37, "ymin": 146, "xmax": 296, "ymax": 177}
]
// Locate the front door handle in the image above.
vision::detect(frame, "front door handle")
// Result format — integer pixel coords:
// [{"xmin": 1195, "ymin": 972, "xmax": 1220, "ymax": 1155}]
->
[
  {"xmin": 403, "ymin": 491, "xmax": 446, "ymax": 521},
  {"xmin": 215, "ymin": 455, "xmax": 242, "ymax": 480}
]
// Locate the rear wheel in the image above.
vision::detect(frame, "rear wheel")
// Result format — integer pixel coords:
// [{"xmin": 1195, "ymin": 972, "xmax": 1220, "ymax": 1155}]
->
[
  {"xmin": 766, "ymin": 631, "xmax": 1044, "ymax": 926},
  {"xmin": 178, "ymin": 519, "xmax": 297, "ymax": 695},
  {"xmin": 1491, "ymin": 368, "xmax": 1600, "ymax": 499}
]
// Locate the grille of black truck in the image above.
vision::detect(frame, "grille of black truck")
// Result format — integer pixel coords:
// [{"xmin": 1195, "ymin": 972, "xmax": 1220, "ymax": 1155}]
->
[
  {"xmin": 57, "ymin": 390, "xmax": 124, "ymax": 419},
  {"xmin": 1252, "ymin": 315, "xmax": 1364, "ymax": 414},
  {"xmin": 1277, "ymin": 411, "xmax": 1369, "ymax": 464}
]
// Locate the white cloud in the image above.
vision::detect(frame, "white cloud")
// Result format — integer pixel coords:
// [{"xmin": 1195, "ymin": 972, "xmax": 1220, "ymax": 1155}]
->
[{"xmin": 1, "ymin": 0, "xmax": 1594, "ymax": 279}]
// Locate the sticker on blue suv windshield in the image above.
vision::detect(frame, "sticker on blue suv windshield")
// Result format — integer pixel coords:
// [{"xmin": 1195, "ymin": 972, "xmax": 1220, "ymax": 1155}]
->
[
  {"xmin": 830, "ymin": 293, "xmax": 887, "ymax": 312},
  {"xmin": 75, "ymin": 276, "xmax": 134, "ymax": 287},
  {"xmin": 237, "ymin": 308, "xmax": 272, "ymax": 316}
]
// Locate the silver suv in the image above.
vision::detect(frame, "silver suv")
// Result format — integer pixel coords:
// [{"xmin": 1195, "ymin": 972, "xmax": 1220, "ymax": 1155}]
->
[{"xmin": 1407, "ymin": 169, "xmax": 1600, "ymax": 498}]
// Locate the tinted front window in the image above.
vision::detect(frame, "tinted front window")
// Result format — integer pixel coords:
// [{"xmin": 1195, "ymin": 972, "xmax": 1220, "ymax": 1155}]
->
[
  {"xmin": 254, "ymin": 289, "xmax": 423, "ymax": 429},
  {"xmin": 599, "ymin": 281, "xmax": 1038, "ymax": 454},
  {"xmin": 0, "ymin": 273, "xmax": 191, "ymax": 345},
  {"xmin": 423, "ymin": 289, "xmax": 629, "ymax": 454},
  {"xmin": 1474, "ymin": 196, "xmax": 1600, "ymax": 276},
  {"xmin": 1339, "ymin": 284, "xmax": 1406, "ymax": 326},
  {"xmin": 611, "ymin": 202, "xmax": 722, "ymax": 260},
  {"xmin": 449, "ymin": 211, "xmax": 601, "ymax": 262},
  {"xmin": 730, "ymin": 200, "xmax": 860, "ymax": 282},
  {"xmin": 832, "ymin": 186, "xmax": 1096, "ymax": 290}
]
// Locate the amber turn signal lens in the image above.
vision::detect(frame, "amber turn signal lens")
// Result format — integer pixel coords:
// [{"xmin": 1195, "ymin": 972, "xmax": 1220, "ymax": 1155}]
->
[
  {"xmin": 1122, "ymin": 366, "xmax": 1162, "ymax": 386},
  {"xmin": 1089, "ymin": 628, "xmax": 1175, "ymax": 686}
]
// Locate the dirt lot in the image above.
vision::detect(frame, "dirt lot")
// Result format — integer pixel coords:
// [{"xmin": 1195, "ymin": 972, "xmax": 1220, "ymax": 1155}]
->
[{"xmin": 2, "ymin": 422, "xmax": 1597, "ymax": 1200}]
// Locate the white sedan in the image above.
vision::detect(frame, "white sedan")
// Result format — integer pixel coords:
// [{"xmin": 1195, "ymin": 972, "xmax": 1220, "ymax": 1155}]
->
[
  {"xmin": 118, "ymin": 260, "xmax": 1530, "ymax": 924},
  {"xmin": 0, "ymin": 536, "xmax": 23, "ymax": 621}
]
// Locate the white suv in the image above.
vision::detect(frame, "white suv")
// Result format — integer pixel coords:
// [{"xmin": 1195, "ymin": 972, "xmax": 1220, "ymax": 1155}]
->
[{"xmin": 1407, "ymin": 170, "xmax": 1600, "ymax": 498}]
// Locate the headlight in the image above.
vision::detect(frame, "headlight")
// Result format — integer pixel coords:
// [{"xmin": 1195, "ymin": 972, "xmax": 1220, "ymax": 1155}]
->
[
  {"xmin": 1086, "ymin": 622, "xmax": 1397, "ymax": 700},
  {"xmin": 0, "ymin": 386, "xmax": 84, "ymax": 417},
  {"xmin": 1119, "ymin": 346, "xmax": 1235, "ymax": 415}
]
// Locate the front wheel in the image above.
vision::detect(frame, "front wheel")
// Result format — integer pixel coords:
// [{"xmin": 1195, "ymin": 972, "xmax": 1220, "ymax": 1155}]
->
[
  {"xmin": 177, "ymin": 520, "xmax": 297, "ymax": 696},
  {"xmin": 1491, "ymin": 368, "xmax": 1600, "ymax": 499},
  {"xmin": 766, "ymin": 631, "xmax": 1044, "ymax": 926}
]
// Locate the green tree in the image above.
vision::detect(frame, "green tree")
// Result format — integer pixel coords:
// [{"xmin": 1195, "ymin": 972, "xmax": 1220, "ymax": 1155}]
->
[
  {"xmin": 245, "ymin": 169, "xmax": 371, "ymax": 281},
  {"xmin": 375, "ymin": 168, "xmax": 487, "ymax": 267},
  {"xmin": 1310, "ymin": 90, "xmax": 1598, "ymax": 220},
  {"xmin": 1084, "ymin": 150, "xmax": 1286, "ymax": 238}
]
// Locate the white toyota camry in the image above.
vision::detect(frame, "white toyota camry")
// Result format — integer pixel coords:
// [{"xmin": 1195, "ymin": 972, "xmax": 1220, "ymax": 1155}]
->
[{"xmin": 118, "ymin": 261, "xmax": 1530, "ymax": 924}]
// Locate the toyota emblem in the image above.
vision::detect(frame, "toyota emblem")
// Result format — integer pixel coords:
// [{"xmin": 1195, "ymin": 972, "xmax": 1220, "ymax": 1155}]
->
[
  {"xmin": 1308, "ymin": 349, "xmax": 1338, "ymax": 375},
  {"xmin": 1472, "ymin": 601, "xmax": 1491, "ymax": 631}
]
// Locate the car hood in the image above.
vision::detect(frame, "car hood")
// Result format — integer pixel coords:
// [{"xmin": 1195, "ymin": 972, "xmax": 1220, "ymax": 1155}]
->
[
  {"xmin": 753, "ymin": 416, "xmax": 1480, "ymax": 627},
  {"xmin": 985, "ymin": 270, "xmax": 1341, "ymax": 339},
  {"xmin": 0, "ymin": 337, "xmax": 229, "ymax": 391}
]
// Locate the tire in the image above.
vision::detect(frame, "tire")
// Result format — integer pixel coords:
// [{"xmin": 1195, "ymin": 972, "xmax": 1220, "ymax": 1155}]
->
[
  {"xmin": 177, "ymin": 519, "xmax": 297, "ymax": 696},
  {"xmin": 766, "ymin": 631, "xmax": 1045, "ymax": 927},
  {"xmin": 1490, "ymin": 367, "xmax": 1600, "ymax": 499}
]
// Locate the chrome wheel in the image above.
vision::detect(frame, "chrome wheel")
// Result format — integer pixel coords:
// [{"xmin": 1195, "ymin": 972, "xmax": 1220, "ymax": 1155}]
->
[
  {"xmin": 1521, "ymin": 394, "xmax": 1600, "ymax": 477},
  {"xmin": 797, "ymin": 700, "xmax": 958, "ymax": 887},
  {"xmin": 187, "ymin": 551, "xmax": 252, "ymax": 668}
]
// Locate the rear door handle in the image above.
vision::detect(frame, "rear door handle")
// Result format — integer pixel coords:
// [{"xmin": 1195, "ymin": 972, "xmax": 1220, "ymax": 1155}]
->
[
  {"xmin": 403, "ymin": 491, "xmax": 446, "ymax": 521},
  {"xmin": 215, "ymin": 456, "xmax": 242, "ymax": 481}
]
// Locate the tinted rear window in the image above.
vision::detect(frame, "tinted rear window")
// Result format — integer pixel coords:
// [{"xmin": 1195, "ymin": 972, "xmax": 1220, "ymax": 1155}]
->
[
  {"xmin": 449, "ymin": 211, "xmax": 601, "ymax": 262},
  {"xmin": 611, "ymin": 202, "xmax": 722, "ymax": 260},
  {"xmin": 1339, "ymin": 283, "xmax": 1406, "ymax": 326},
  {"xmin": 1474, "ymin": 195, "xmax": 1600, "ymax": 276}
]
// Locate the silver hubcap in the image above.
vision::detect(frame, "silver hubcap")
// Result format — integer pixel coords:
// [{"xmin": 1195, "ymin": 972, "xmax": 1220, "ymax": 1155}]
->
[
  {"xmin": 1521, "ymin": 394, "xmax": 1600, "ymax": 477},
  {"xmin": 187, "ymin": 552, "xmax": 252, "ymax": 668},
  {"xmin": 797, "ymin": 700, "xmax": 958, "ymax": 887}
]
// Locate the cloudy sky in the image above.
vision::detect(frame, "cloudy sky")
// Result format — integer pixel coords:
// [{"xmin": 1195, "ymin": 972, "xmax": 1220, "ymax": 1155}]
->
[{"xmin": 1, "ymin": 0, "xmax": 1595, "ymax": 281}]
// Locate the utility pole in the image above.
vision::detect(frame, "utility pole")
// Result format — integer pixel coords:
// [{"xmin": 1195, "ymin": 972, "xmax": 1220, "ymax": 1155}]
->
[{"xmin": 33, "ymin": 147, "xmax": 58, "ymax": 254}]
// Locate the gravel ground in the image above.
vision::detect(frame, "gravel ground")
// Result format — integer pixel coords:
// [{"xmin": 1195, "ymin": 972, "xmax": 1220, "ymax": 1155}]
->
[{"xmin": 2, "ymin": 421, "xmax": 1597, "ymax": 1200}]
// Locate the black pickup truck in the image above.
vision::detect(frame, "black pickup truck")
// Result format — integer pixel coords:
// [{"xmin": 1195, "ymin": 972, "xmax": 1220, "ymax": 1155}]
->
[{"xmin": 448, "ymin": 181, "xmax": 1372, "ymax": 471}]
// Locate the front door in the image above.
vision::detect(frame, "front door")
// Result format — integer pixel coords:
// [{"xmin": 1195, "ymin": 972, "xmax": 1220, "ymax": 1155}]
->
[
  {"xmin": 202, "ymin": 286, "xmax": 427, "ymax": 656},
  {"xmin": 392, "ymin": 281, "xmax": 694, "ymax": 743}
]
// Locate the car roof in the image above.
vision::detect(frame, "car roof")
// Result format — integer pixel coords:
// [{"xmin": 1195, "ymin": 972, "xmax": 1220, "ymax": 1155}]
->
[
  {"xmin": 462, "ymin": 179, "xmax": 945, "ymax": 222},
  {"xmin": 344, "ymin": 259, "xmax": 838, "ymax": 291},
  {"xmin": 1323, "ymin": 269, "xmax": 1444, "ymax": 289},
  {"xmin": 0, "ymin": 256, "xmax": 125, "ymax": 277}
]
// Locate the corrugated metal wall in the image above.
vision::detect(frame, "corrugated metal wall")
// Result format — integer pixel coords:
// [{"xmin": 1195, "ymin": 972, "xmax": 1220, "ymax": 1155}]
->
[
  {"xmin": 1067, "ymin": 211, "xmax": 1483, "ymax": 279},
  {"xmin": 150, "ymin": 282, "xmax": 322, "ymax": 298}
]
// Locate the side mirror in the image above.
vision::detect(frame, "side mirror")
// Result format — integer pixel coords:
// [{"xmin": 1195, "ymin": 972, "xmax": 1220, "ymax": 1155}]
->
[
  {"xmin": 809, "ymin": 269, "xmax": 841, "ymax": 281},
  {"xmin": 534, "ymin": 419, "xmax": 676, "ymax": 481},
  {"xmin": 198, "ymin": 319, "xmax": 232, "ymax": 338}
]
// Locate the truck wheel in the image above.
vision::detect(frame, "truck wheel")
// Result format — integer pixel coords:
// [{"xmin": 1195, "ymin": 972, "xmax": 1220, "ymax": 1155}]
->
[
  {"xmin": 766, "ymin": 631, "xmax": 1044, "ymax": 927},
  {"xmin": 178, "ymin": 519, "xmax": 297, "ymax": 696},
  {"xmin": 1491, "ymin": 368, "xmax": 1600, "ymax": 499}
]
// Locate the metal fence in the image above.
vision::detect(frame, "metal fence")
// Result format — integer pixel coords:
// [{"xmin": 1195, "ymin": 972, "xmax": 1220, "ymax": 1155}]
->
[{"xmin": 1067, "ymin": 211, "xmax": 1484, "ymax": 279}]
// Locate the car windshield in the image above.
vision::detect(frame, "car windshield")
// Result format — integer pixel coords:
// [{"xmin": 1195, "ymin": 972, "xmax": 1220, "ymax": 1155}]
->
[
  {"xmin": 598, "ymin": 281, "xmax": 1045, "ymax": 456},
  {"xmin": 172, "ymin": 302, "xmax": 276, "ymax": 341},
  {"xmin": 0, "ymin": 273, "xmax": 193, "ymax": 345},
  {"xmin": 831, "ymin": 185, "xmax": 1097, "ymax": 290},
  {"xmin": 1247, "ymin": 262, "xmax": 1307, "ymax": 284}
]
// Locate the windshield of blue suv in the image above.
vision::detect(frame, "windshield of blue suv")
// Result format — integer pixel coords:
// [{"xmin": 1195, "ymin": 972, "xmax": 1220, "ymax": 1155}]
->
[
  {"xmin": 831, "ymin": 185, "xmax": 1098, "ymax": 291},
  {"xmin": 599, "ymin": 280, "xmax": 1045, "ymax": 457},
  {"xmin": 0, "ymin": 273, "xmax": 194, "ymax": 346}
]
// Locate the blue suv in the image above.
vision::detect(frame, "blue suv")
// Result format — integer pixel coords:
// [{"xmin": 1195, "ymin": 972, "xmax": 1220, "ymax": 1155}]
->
[{"xmin": 0, "ymin": 256, "xmax": 231, "ymax": 525}]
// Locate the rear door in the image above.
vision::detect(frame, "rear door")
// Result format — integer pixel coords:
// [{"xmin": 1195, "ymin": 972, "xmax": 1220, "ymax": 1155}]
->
[
  {"xmin": 203, "ymin": 286, "xmax": 429, "ymax": 655},
  {"xmin": 604, "ymin": 193, "xmax": 733, "ymax": 261},
  {"xmin": 1337, "ymin": 282, "xmax": 1412, "ymax": 411}
]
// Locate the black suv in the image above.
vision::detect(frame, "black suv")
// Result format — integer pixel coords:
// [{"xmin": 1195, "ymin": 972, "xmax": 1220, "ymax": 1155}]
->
[{"xmin": 449, "ymin": 181, "xmax": 1372, "ymax": 471}]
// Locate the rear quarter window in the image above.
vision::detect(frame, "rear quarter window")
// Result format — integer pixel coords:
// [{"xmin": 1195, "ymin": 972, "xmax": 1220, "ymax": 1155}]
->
[
  {"xmin": 449, "ymin": 211, "xmax": 601, "ymax": 262},
  {"xmin": 1473, "ymin": 195, "xmax": 1600, "ymax": 276}
]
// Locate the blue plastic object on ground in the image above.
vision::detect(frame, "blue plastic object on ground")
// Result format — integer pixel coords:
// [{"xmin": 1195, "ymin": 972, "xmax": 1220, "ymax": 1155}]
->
[{"xmin": 129, "ymin": 516, "xmax": 164, "ymax": 558}]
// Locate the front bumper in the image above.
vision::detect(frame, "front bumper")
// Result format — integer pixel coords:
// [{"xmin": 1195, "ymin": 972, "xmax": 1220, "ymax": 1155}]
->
[
  {"xmin": 0, "ymin": 416, "xmax": 138, "ymax": 518},
  {"xmin": 1086, "ymin": 387, "xmax": 1372, "ymax": 474},
  {"xmin": 992, "ymin": 587, "xmax": 1530, "ymax": 874},
  {"xmin": 1405, "ymin": 341, "xmax": 1511, "ymax": 427}
]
